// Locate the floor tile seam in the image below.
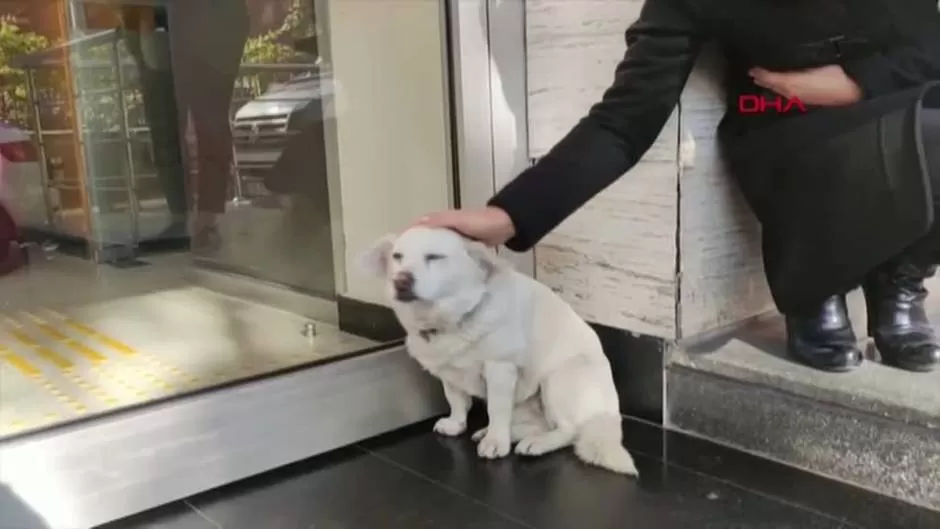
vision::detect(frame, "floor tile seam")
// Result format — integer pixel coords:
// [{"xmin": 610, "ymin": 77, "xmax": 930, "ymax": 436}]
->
[
  {"xmin": 352, "ymin": 424, "xmax": 859, "ymax": 528},
  {"xmin": 359, "ymin": 441, "xmax": 853, "ymax": 529},
  {"xmin": 353, "ymin": 445, "xmax": 538, "ymax": 529},
  {"xmin": 668, "ymin": 426, "xmax": 940, "ymax": 522},
  {"xmin": 654, "ymin": 454, "xmax": 860, "ymax": 528},
  {"xmin": 184, "ymin": 499, "xmax": 223, "ymax": 529}
]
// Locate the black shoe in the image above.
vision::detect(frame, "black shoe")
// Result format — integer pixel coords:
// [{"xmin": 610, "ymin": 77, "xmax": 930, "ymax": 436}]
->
[
  {"xmin": 863, "ymin": 262, "xmax": 940, "ymax": 372},
  {"xmin": 785, "ymin": 294, "xmax": 863, "ymax": 372}
]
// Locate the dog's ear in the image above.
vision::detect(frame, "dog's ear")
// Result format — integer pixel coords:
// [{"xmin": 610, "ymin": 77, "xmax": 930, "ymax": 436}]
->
[
  {"xmin": 357, "ymin": 233, "xmax": 397, "ymax": 277},
  {"xmin": 465, "ymin": 240, "xmax": 506, "ymax": 279}
]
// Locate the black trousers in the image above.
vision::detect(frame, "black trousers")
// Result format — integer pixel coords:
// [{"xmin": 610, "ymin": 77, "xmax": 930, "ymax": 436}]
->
[
  {"xmin": 124, "ymin": 29, "xmax": 187, "ymax": 216},
  {"xmin": 721, "ymin": 83, "xmax": 940, "ymax": 313},
  {"xmin": 122, "ymin": 1, "xmax": 248, "ymax": 216},
  {"xmin": 896, "ymin": 107, "xmax": 940, "ymax": 267}
]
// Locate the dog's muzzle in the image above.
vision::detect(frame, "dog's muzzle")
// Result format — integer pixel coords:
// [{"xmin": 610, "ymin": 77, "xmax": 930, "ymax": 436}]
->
[
  {"xmin": 418, "ymin": 328, "xmax": 438, "ymax": 341},
  {"xmin": 393, "ymin": 272, "xmax": 417, "ymax": 302}
]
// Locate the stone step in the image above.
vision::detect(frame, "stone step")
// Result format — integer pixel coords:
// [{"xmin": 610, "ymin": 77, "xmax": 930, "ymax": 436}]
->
[{"xmin": 667, "ymin": 286, "xmax": 940, "ymax": 511}]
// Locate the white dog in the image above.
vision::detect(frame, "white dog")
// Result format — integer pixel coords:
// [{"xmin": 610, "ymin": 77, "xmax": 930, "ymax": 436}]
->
[{"xmin": 360, "ymin": 226, "xmax": 638, "ymax": 475}]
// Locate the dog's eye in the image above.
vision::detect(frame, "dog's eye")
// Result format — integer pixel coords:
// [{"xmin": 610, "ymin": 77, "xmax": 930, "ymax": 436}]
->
[
  {"xmin": 391, "ymin": 252, "xmax": 403, "ymax": 261},
  {"xmin": 425, "ymin": 253, "xmax": 445, "ymax": 262}
]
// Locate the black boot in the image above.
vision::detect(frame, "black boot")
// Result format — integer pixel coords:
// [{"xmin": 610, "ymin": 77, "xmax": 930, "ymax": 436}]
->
[
  {"xmin": 785, "ymin": 294, "xmax": 863, "ymax": 372},
  {"xmin": 863, "ymin": 262, "xmax": 940, "ymax": 372}
]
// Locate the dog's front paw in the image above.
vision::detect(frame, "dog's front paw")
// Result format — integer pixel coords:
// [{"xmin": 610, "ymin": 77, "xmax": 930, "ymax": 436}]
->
[
  {"xmin": 433, "ymin": 417, "xmax": 467, "ymax": 437},
  {"xmin": 476, "ymin": 431, "xmax": 511, "ymax": 459}
]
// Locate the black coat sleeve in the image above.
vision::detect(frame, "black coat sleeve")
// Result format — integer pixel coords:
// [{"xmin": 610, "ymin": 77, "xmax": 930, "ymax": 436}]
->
[
  {"xmin": 841, "ymin": 2, "xmax": 940, "ymax": 98},
  {"xmin": 487, "ymin": 0, "xmax": 708, "ymax": 252}
]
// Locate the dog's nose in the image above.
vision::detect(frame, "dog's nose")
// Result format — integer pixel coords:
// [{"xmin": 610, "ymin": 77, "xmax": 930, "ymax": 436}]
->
[{"xmin": 393, "ymin": 272, "xmax": 415, "ymax": 294}]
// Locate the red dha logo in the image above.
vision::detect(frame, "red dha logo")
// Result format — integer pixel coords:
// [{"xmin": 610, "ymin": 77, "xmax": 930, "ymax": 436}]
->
[{"xmin": 738, "ymin": 95, "xmax": 807, "ymax": 114}]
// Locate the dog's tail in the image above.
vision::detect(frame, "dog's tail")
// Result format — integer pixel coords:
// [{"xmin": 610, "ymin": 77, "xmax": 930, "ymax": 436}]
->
[{"xmin": 574, "ymin": 413, "xmax": 638, "ymax": 476}]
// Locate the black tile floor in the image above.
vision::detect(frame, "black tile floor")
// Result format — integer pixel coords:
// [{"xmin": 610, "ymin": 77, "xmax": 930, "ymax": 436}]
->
[{"xmin": 99, "ymin": 415, "xmax": 940, "ymax": 529}]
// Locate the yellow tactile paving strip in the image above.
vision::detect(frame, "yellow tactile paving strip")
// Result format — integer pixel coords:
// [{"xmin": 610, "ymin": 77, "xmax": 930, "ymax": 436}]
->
[
  {"xmin": 0, "ymin": 294, "xmax": 380, "ymax": 439},
  {"xmin": 0, "ymin": 309, "xmax": 207, "ymax": 437}
]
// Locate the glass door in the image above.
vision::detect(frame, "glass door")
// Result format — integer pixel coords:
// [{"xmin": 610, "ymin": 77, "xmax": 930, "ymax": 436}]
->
[
  {"xmin": 0, "ymin": 3, "xmax": 536, "ymax": 528},
  {"xmin": 0, "ymin": 0, "xmax": 457, "ymax": 437},
  {"xmin": 450, "ymin": 0, "xmax": 533, "ymax": 276}
]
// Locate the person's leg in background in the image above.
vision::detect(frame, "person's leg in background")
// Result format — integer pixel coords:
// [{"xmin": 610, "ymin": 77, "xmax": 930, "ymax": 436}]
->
[
  {"xmin": 121, "ymin": 6, "xmax": 189, "ymax": 240},
  {"xmin": 168, "ymin": 0, "xmax": 249, "ymax": 250},
  {"xmin": 861, "ymin": 106, "xmax": 940, "ymax": 373},
  {"xmin": 188, "ymin": 51, "xmax": 245, "ymax": 246}
]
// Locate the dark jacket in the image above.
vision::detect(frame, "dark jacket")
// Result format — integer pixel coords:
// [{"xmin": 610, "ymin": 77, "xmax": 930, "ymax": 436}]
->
[{"xmin": 489, "ymin": 0, "xmax": 940, "ymax": 313}]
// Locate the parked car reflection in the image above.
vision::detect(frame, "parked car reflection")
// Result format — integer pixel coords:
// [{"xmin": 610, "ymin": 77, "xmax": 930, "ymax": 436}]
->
[{"xmin": 231, "ymin": 64, "xmax": 340, "ymax": 203}]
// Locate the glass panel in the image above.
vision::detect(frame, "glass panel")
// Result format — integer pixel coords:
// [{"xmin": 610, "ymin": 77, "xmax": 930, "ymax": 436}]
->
[
  {"xmin": 205, "ymin": 0, "xmax": 331, "ymax": 294},
  {"xmin": 0, "ymin": 0, "xmax": 454, "ymax": 438}
]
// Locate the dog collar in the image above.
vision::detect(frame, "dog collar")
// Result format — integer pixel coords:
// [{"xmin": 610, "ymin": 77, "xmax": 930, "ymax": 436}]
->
[
  {"xmin": 415, "ymin": 291, "xmax": 490, "ymax": 343},
  {"xmin": 418, "ymin": 328, "xmax": 439, "ymax": 341}
]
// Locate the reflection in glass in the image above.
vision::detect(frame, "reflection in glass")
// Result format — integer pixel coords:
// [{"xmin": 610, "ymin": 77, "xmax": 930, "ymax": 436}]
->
[{"xmin": 0, "ymin": 0, "xmax": 454, "ymax": 438}]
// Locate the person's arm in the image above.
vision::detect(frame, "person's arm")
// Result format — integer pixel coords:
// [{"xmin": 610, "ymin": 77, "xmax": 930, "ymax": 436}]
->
[
  {"xmin": 487, "ymin": 0, "xmax": 708, "ymax": 252},
  {"xmin": 841, "ymin": 4, "xmax": 940, "ymax": 99}
]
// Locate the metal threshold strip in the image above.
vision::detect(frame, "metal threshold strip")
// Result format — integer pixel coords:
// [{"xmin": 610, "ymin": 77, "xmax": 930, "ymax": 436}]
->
[{"xmin": 0, "ymin": 346, "xmax": 445, "ymax": 529}]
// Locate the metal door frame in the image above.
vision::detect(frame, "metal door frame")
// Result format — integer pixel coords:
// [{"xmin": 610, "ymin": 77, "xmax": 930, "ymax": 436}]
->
[
  {"xmin": 448, "ymin": 0, "xmax": 534, "ymax": 276},
  {"xmin": 0, "ymin": 346, "xmax": 443, "ymax": 529}
]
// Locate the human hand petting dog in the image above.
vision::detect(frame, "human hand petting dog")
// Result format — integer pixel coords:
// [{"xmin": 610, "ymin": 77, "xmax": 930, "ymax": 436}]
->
[
  {"xmin": 749, "ymin": 64, "xmax": 863, "ymax": 107},
  {"xmin": 416, "ymin": 206, "xmax": 516, "ymax": 248}
]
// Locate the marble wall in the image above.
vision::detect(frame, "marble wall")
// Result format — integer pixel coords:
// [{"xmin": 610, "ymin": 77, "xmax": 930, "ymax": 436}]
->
[
  {"xmin": 525, "ymin": 0, "xmax": 774, "ymax": 340},
  {"xmin": 677, "ymin": 49, "xmax": 775, "ymax": 338}
]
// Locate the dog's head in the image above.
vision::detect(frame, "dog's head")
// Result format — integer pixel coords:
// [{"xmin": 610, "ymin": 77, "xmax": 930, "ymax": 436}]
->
[{"xmin": 359, "ymin": 227, "xmax": 503, "ymax": 304}]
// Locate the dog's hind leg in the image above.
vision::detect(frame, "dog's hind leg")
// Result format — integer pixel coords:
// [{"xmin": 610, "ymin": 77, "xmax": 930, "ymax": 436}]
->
[
  {"xmin": 472, "ymin": 397, "xmax": 550, "ymax": 442},
  {"xmin": 538, "ymin": 357, "xmax": 637, "ymax": 475},
  {"xmin": 510, "ymin": 397, "xmax": 551, "ymax": 441},
  {"xmin": 512, "ymin": 395, "xmax": 574, "ymax": 455},
  {"xmin": 510, "ymin": 419, "xmax": 549, "ymax": 442},
  {"xmin": 514, "ymin": 426, "xmax": 576, "ymax": 456}
]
